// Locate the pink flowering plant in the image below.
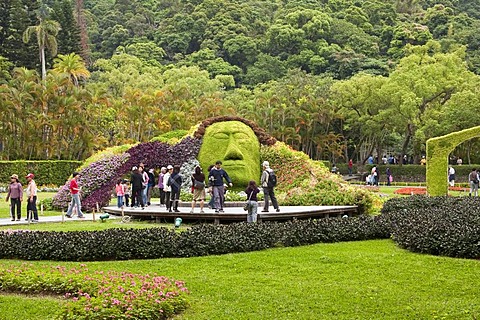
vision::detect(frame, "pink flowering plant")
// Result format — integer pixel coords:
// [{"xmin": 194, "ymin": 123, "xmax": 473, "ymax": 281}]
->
[{"xmin": 0, "ymin": 263, "xmax": 189, "ymax": 319}]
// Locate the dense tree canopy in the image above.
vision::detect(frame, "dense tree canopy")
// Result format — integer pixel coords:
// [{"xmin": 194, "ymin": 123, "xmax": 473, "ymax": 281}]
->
[{"xmin": 1, "ymin": 0, "xmax": 480, "ymax": 162}]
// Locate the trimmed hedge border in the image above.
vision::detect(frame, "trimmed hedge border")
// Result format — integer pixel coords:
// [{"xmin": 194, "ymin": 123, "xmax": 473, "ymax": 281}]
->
[
  {"xmin": 380, "ymin": 196, "xmax": 480, "ymax": 259},
  {"xmin": 2, "ymin": 196, "xmax": 479, "ymax": 261},
  {"xmin": 337, "ymin": 164, "xmax": 480, "ymax": 183},
  {"xmin": 0, "ymin": 216, "xmax": 389, "ymax": 261},
  {"xmin": 0, "ymin": 160, "xmax": 81, "ymax": 186}
]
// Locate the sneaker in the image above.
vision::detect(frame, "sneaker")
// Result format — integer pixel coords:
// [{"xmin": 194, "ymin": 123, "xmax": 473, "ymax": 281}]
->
[
  {"xmin": 25, "ymin": 218, "xmax": 29, "ymax": 221},
  {"xmin": 200, "ymin": 210, "xmax": 205, "ymax": 213},
  {"xmin": 215, "ymin": 210, "xmax": 219, "ymax": 213},
  {"xmin": 219, "ymin": 209, "xmax": 224, "ymax": 213},
  {"xmin": 78, "ymin": 216, "xmax": 85, "ymax": 219},
  {"xmin": 189, "ymin": 210, "xmax": 194, "ymax": 213},
  {"xmin": 142, "ymin": 207, "xmax": 145, "ymax": 210},
  {"xmin": 66, "ymin": 214, "xmax": 72, "ymax": 218},
  {"xmin": 32, "ymin": 219, "xmax": 39, "ymax": 223},
  {"xmin": 276, "ymin": 208, "xmax": 280, "ymax": 212},
  {"xmin": 261, "ymin": 210, "xmax": 269, "ymax": 212},
  {"xmin": 11, "ymin": 218, "xmax": 15, "ymax": 221},
  {"xmin": 16, "ymin": 219, "xmax": 21, "ymax": 221},
  {"xmin": 174, "ymin": 209, "xmax": 180, "ymax": 213}
]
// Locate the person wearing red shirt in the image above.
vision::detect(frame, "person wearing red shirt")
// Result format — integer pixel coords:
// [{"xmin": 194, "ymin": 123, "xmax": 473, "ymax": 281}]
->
[{"xmin": 65, "ymin": 172, "xmax": 84, "ymax": 218}]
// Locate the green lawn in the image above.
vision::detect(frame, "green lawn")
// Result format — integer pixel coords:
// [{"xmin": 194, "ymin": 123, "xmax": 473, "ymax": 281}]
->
[{"xmin": 0, "ymin": 240, "xmax": 479, "ymax": 319}]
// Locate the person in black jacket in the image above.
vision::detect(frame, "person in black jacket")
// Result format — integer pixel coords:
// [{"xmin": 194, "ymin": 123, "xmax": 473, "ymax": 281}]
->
[
  {"xmin": 130, "ymin": 166, "xmax": 144, "ymax": 209},
  {"xmin": 208, "ymin": 161, "xmax": 232, "ymax": 213},
  {"xmin": 168, "ymin": 165, "xmax": 183, "ymax": 212}
]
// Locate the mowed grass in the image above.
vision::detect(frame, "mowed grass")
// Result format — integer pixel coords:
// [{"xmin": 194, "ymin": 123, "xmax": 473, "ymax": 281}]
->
[{"xmin": 1, "ymin": 240, "xmax": 479, "ymax": 319}]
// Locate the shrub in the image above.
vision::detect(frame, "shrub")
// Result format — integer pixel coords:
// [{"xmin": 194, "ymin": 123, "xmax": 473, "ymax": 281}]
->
[
  {"xmin": 380, "ymin": 196, "xmax": 480, "ymax": 259},
  {"xmin": 261, "ymin": 142, "xmax": 377, "ymax": 214},
  {"xmin": 0, "ymin": 216, "xmax": 389, "ymax": 261},
  {"xmin": 0, "ymin": 161, "xmax": 81, "ymax": 186},
  {"xmin": 0, "ymin": 264, "xmax": 189, "ymax": 320}
]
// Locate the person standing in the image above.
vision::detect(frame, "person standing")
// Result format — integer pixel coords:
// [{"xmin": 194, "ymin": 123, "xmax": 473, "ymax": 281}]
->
[
  {"xmin": 122, "ymin": 179, "xmax": 130, "ymax": 207},
  {"xmin": 115, "ymin": 179, "xmax": 125, "ymax": 208},
  {"xmin": 65, "ymin": 172, "xmax": 85, "ymax": 218},
  {"xmin": 169, "ymin": 165, "xmax": 182, "ymax": 213},
  {"xmin": 190, "ymin": 166, "xmax": 206, "ymax": 213},
  {"xmin": 207, "ymin": 164, "xmax": 216, "ymax": 210},
  {"xmin": 6, "ymin": 174, "xmax": 23, "ymax": 221},
  {"xmin": 139, "ymin": 166, "xmax": 149, "ymax": 207},
  {"xmin": 448, "ymin": 166, "xmax": 455, "ymax": 187},
  {"xmin": 348, "ymin": 159, "xmax": 353, "ymax": 176},
  {"xmin": 146, "ymin": 168, "xmax": 155, "ymax": 206},
  {"xmin": 245, "ymin": 180, "xmax": 261, "ymax": 223},
  {"xmin": 25, "ymin": 173, "xmax": 38, "ymax": 221},
  {"xmin": 208, "ymin": 160, "xmax": 233, "ymax": 213},
  {"xmin": 163, "ymin": 165, "xmax": 173, "ymax": 212},
  {"xmin": 157, "ymin": 167, "xmax": 166, "ymax": 206},
  {"xmin": 130, "ymin": 166, "xmax": 144, "ymax": 209},
  {"xmin": 386, "ymin": 167, "xmax": 392, "ymax": 186},
  {"xmin": 469, "ymin": 168, "xmax": 479, "ymax": 197},
  {"xmin": 371, "ymin": 165, "xmax": 379, "ymax": 186},
  {"xmin": 261, "ymin": 161, "xmax": 279, "ymax": 213}
]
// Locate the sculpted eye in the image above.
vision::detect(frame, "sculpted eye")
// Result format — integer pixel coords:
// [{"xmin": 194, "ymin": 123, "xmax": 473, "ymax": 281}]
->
[
  {"xmin": 233, "ymin": 132, "xmax": 249, "ymax": 140},
  {"xmin": 213, "ymin": 132, "xmax": 229, "ymax": 139}
]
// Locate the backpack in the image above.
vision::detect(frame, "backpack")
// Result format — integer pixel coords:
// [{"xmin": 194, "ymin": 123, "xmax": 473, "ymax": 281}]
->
[{"xmin": 267, "ymin": 170, "xmax": 277, "ymax": 188}]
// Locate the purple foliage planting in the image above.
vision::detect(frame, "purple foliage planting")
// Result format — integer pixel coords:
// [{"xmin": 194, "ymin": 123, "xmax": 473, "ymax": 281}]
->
[
  {"xmin": 53, "ymin": 154, "xmax": 130, "ymax": 210},
  {"xmin": 54, "ymin": 137, "xmax": 202, "ymax": 211}
]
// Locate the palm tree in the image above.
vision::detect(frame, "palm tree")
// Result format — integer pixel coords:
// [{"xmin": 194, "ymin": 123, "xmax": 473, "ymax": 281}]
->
[
  {"xmin": 23, "ymin": 7, "xmax": 61, "ymax": 80},
  {"xmin": 53, "ymin": 53, "xmax": 90, "ymax": 86}
]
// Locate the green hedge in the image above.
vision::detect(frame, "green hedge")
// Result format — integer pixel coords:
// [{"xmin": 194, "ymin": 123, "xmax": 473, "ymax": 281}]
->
[
  {"xmin": 380, "ymin": 196, "xmax": 480, "ymax": 259},
  {"xmin": 337, "ymin": 164, "xmax": 480, "ymax": 183},
  {"xmin": 0, "ymin": 217, "xmax": 388, "ymax": 261},
  {"xmin": 0, "ymin": 161, "xmax": 81, "ymax": 186}
]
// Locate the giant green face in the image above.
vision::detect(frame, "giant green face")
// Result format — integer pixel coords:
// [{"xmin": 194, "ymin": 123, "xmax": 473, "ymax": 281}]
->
[{"xmin": 198, "ymin": 121, "xmax": 260, "ymax": 188}]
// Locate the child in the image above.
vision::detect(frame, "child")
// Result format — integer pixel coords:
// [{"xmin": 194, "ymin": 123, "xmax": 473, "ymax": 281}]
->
[
  {"xmin": 122, "ymin": 179, "xmax": 130, "ymax": 207},
  {"xmin": 116, "ymin": 180, "xmax": 125, "ymax": 208}
]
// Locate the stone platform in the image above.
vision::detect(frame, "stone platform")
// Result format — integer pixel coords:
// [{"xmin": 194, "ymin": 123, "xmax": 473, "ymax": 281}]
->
[{"xmin": 103, "ymin": 203, "xmax": 359, "ymax": 224}]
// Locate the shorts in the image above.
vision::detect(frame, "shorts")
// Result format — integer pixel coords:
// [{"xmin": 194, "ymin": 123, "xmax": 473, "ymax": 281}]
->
[{"xmin": 193, "ymin": 188, "xmax": 206, "ymax": 201}]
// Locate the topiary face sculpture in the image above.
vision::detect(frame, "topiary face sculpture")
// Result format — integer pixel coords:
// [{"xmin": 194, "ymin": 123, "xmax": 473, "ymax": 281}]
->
[{"xmin": 198, "ymin": 121, "xmax": 260, "ymax": 188}]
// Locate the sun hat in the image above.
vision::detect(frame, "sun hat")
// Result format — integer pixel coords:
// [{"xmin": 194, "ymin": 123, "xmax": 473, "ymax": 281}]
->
[
  {"xmin": 167, "ymin": 165, "xmax": 173, "ymax": 170},
  {"xmin": 11, "ymin": 174, "xmax": 18, "ymax": 179}
]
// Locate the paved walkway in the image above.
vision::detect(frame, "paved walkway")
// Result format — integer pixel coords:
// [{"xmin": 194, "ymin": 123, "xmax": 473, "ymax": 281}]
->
[{"xmin": 0, "ymin": 213, "xmax": 117, "ymax": 227}]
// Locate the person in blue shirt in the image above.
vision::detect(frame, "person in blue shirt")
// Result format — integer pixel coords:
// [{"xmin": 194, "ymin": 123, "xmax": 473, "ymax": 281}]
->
[{"xmin": 208, "ymin": 160, "xmax": 233, "ymax": 213}]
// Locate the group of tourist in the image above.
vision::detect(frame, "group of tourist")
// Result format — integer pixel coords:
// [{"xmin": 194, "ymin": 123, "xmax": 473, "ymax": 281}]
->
[
  {"xmin": 5, "ymin": 173, "xmax": 38, "ymax": 222},
  {"xmin": 106, "ymin": 160, "xmax": 280, "ymax": 223}
]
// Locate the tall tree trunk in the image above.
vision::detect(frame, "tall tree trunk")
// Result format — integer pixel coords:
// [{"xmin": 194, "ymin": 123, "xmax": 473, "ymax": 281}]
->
[
  {"xmin": 75, "ymin": 0, "xmax": 90, "ymax": 66},
  {"xmin": 40, "ymin": 46, "xmax": 46, "ymax": 80}
]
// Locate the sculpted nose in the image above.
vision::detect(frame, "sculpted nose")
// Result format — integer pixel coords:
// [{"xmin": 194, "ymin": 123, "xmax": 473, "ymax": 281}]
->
[{"xmin": 224, "ymin": 137, "xmax": 244, "ymax": 160}]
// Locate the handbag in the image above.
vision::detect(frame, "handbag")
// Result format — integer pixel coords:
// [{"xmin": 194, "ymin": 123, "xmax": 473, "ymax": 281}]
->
[
  {"xmin": 192, "ymin": 175, "xmax": 205, "ymax": 189},
  {"xmin": 243, "ymin": 191, "xmax": 253, "ymax": 211}
]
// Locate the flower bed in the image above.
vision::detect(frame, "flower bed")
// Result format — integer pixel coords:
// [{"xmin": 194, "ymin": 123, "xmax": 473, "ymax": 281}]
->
[
  {"xmin": 0, "ymin": 264, "xmax": 189, "ymax": 319},
  {"xmin": 394, "ymin": 186, "xmax": 470, "ymax": 195},
  {"xmin": 394, "ymin": 187, "xmax": 427, "ymax": 195}
]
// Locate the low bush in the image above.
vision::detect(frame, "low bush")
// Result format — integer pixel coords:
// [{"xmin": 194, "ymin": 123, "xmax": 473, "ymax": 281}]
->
[
  {"xmin": 380, "ymin": 196, "xmax": 480, "ymax": 259},
  {"xmin": 0, "ymin": 216, "xmax": 389, "ymax": 261},
  {"xmin": 0, "ymin": 160, "xmax": 81, "ymax": 186},
  {"xmin": 0, "ymin": 264, "xmax": 189, "ymax": 319}
]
